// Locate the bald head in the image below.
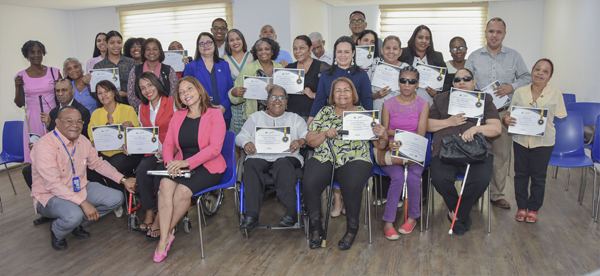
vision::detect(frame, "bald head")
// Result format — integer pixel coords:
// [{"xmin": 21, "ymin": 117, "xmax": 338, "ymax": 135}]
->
[{"xmin": 260, "ymin": 25, "xmax": 277, "ymax": 40}]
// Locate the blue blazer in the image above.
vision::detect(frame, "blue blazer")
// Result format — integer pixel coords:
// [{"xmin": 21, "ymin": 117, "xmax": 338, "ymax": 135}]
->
[{"xmin": 183, "ymin": 58, "xmax": 234, "ymax": 119}]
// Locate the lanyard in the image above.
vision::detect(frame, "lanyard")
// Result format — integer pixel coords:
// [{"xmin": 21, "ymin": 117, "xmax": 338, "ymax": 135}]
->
[{"xmin": 53, "ymin": 130, "xmax": 76, "ymax": 175}]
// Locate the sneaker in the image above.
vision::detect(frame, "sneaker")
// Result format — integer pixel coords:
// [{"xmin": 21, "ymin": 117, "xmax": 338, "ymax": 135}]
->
[{"xmin": 114, "ymin": 206, "xmax": 123, "ymax": 218}]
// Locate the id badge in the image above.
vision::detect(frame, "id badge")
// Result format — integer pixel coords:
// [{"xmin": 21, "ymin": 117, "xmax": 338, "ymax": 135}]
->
[{"xmin": 73, "ymin": 177, "xmax": 81, "ymax": 192}]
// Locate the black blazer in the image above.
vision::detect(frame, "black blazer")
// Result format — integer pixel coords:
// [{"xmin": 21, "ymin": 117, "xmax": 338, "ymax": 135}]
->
[
  {"xmin": 47, "ymin": 99, "xmax": 91, "ymax": 138},
  {"xmin": 398, "ymin": 48, "xmax": 451, "ymax": 92}
]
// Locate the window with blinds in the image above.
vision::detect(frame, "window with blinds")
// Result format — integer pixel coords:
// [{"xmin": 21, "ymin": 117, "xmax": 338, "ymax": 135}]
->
[
  {"xmin": 118, "ymin": 1, "xmax": 232, "ymax": 55},
  {"xmin": 380, "ymin": 3, "xmax": 488, "ymax": 61}
]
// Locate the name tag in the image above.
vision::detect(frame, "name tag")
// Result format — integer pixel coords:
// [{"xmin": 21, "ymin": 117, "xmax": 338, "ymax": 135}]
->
[{"xmin": 73, "ymin": 177, "xmax": 81, "ymax": 192}]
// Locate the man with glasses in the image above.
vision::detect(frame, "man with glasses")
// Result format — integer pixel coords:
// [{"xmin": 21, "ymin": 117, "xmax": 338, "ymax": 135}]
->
[
  {"xmin": 30, "ymin": 106, "xmax": 136, "ymax": 250},
  {"xmin": 211, "ymin": 18, "xmax": 228, "ymax": 57},
  {"xmin": 348, "ymin": 11, "xmax": 383, "ymax": 58},
  {"xmin": 465, "ymin": 17, "xmax": 531, "ymax": 209}
]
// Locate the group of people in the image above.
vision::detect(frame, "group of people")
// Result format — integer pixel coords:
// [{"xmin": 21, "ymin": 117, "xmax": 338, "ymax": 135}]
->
[{"xmin": 15, "ymin": 11, "xmax": 566, "ymax": 262}]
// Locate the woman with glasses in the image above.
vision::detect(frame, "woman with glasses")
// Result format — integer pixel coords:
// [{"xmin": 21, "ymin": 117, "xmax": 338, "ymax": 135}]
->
[
  {"xmin": 372, "ymin": 66, "xmax": 429, "ymax": 238},
  {"xmin": 236, "ymin": 85, "xmax": 308, "ymax": 229},
  {"xmin": 445, "ymin": 36, "xmax": 468, "ymax": 93},
  {"xmin": 14, "ymin": 40, "xmax": 61, "ymax": 163},
  {"xmin": 184, "ymin": 32, "xmax": 234, "ymax": 129},
  {"xmin": 427, "ymin": 68, "xmax": 501, "ymax": 235},
  {"xmin": 503, "ymin": 59, "xmax": 566, "ymax": 223}
]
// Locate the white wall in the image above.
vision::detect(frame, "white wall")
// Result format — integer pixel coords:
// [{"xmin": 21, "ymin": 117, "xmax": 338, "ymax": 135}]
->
[
  {"xmin": 289, "ymin": 0, "xmax": 330, "ymax": 54},
  {"xmin": 71, "ymin": 7, "xmax": 121, "ymax": 65},
  {"xmin": 328, "ymin": 5, "xmax": 380, "ymax": 48},
  {"xmin": 232, "ymin": 0, "xmax": 292, "ymax": 53}
]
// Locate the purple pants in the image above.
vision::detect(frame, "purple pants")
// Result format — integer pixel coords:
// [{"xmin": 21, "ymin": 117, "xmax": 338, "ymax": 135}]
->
[{"xmin": 380, "ymin": 164, "xmax": 424, "ymax": 222}]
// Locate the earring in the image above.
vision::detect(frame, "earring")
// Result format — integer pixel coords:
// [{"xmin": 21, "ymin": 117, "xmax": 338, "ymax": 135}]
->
[
  {"xmin": 334, "ymin": 60, "xmax": 338, "ymax": 65},
  {"xmin": 351, "ymin": 60, "xmax": 354, "ymax": 66}
]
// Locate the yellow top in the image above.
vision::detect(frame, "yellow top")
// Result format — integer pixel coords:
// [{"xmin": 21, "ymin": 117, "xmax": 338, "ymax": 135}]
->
[
  {"xmin": 88, "ymin": 103, "xmax": 140, "ymax": 157},
  {"xmin": 510, "ymin": 84, "xmax": 567, "ymax": 148}
]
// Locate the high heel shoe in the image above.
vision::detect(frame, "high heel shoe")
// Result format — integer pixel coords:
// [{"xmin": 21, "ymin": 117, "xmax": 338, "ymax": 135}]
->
[
  {"xmin": 153, "ymin": 233, "xmax": 174, "ymax": 263},
  {"xmin": 331, "ymin": 202, "xmax": 345, "ymax": 218}
]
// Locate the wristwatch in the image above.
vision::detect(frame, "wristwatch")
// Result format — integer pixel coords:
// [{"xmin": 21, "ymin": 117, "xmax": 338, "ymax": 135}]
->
[{"xmin": 120, "ymin": 177, "xmax": 127, "ymax": 184}]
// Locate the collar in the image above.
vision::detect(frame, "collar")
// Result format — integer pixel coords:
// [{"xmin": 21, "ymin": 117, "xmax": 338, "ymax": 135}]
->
[
  {"xmin": 483, "ymin": 45, "xmax": 508, "ymax": 55},
  {"xmin": 149, "ymin": 97, "xmax": 162, "ymax": 112},
  {"xmin": 60, "ymin": 99, "xmax": 75, "ymax": 108}
]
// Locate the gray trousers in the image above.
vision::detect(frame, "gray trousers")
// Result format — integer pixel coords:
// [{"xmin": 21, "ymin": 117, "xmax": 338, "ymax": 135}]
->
[{"xmin": 36, "ymin": 182, "xmax": 124, "ymax": 240}]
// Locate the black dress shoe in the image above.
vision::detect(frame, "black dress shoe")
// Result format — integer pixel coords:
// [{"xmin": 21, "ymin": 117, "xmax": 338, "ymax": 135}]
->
[
  {"xmin": 464, "ymin": 216, "xmax": 473, "ymax": 232},
  {"xmin": 309, "ymin": 236, "xmax": 322, "ymax": 249},
  {"xmin": 50, "ymin": 226, "xmax": 67, "ymax": 251},
  {"xmin": 239, "ymin": 217, "xmax": 258, "ymax": 229},
  {"xmin": 452, "ymin": 220, "xmax": 466, "ymax": 236},
  {"xmin": 338, "ymin": 237, "xmax": 354, "ymax": 250},
  {"xmin": 277, "ymin": 215, "xmax": 297, "ymax": 227},
  {"xmin": 71, "ymin": 226, "xmax": 91, "ymax": 239},
  {"xmin": 33, "ymin": 216, "xmax": 53, "ymax": 226}
]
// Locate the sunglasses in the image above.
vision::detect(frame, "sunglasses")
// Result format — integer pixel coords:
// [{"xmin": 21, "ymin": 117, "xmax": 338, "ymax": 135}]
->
[
  {"xmin": 450, "ymin": 46, "xmax": 467, "ymax": 53},
  {"xmin": 453, "ymin": 76, "xmax": 473, "ymax": 83},
  {"xmin": 268, "ymin": 95, "xmax": 288, "ymax": 101},
  {"xmin": 399, "ymin": 78, "xmax": 418, "ymax": 85}
]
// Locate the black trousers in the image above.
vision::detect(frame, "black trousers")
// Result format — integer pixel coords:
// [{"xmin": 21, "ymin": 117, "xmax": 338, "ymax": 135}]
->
[
  {"xmin": 302, "ymin": 158, "xmax": 373, "ymax": 235},
  {"xmin": 430, "ymin": 155, "xmax": 493, "ymax": 223},
  {"xmin": 243, "ymin": 157, "xmax": 301, "ymax": 219},
  {"xmin": 87, "ymin": 152, "xmax": 144, "ymax": 191},
  {"xmin": 513, "ymin": 142, "xmax": 554, "ymax": 211},
  {"xmin": 135, "ymin": 155, "xmax": 162, "ymax": 211},
  {"xmin": 22, "ymin": 164, "xmax": 32, "ymax": 190}
]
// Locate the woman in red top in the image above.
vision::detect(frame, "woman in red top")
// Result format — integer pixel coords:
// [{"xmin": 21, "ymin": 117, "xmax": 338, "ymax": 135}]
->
[{"xmin": 153, "ymin": 76, "xmax": 226, "ymax": 262}]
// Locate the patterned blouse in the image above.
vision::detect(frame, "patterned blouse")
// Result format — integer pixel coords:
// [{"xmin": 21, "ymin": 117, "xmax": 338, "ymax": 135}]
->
[{"xmin": 309, "ymin": 105, "xmax": 372, "ymax": 168}]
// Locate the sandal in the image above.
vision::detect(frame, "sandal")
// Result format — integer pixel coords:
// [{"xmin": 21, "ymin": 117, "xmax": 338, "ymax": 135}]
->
[
  {"xmin": 146, "ymin": 225, "xmax": 160, "ymax": 240},
  {"xmin": 525, "ymin": 211, "xmax": 538, "ymax": 223},
  {"xmin": 515, "ymin": 209, "xmax": 527, "ymax": 222},
  {"xmin": 137, "ymin": 221, "xmax": 153, "ymax": 232}
]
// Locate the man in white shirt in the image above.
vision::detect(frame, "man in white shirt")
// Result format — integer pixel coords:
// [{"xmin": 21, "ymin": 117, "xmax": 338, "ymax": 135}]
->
[
  {"xmin": 308, "ymin": 32, "xmax": 333, "ymax": 65},
  {"xmin": 259, "ymin": 25, "xmax": 294, "ymax": 66},
  {"xmin": 211, "ymin": 18, "xmax": 228, "ymax": 58}
]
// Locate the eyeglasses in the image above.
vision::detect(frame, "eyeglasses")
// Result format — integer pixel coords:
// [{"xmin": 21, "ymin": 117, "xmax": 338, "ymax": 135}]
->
[
  {"xmin": 268, "ymin": 95, "xmax": 288, "ymax": 101},
  {"xmin": 399, "ymin": 78, "xmax": 418, "ymax": 85},
  {"xmin": 453, "ymin": 77, "xmax": 473, "ymax": 83},
  {"xmin": 450, "ymin": 46, "xmax": 467, "ymax": 52},
  {"xmin": 59, "ymin": 118, "xmax": 84, "ymax": 125},
  {"xmin": 199, "ymin": 41, "xmax": 213, "ymax": 47},
  {"xmin": 350, "ymin": 19, "xmax": 365, "ymax": 24},
  {"xmin": 212, "ymin": 26, "xmax": 227, "ymax": 31}
]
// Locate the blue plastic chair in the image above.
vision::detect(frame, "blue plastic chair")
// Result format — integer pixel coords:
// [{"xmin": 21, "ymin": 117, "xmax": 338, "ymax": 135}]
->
[
  {"xmin": 0, "ymin": 121, "xmax": 25, "ymax": 196},
  {"xmin": 589, "ymin": 115, "xmax": 600, "ymax": 221},
  {"xmin": 191, "ymin": 131, "xmax": 237, "ymax": 259},
  {"xmin": 548, "ymin": 112, "xmax": 594, "ymax": 195},
  {"xmin": 566, "ymin": 102, "xmax": 600, "ymax": 149},
  {"xmin": 563, "ymin": 93, "xmax": 576, "ymax": 107}
]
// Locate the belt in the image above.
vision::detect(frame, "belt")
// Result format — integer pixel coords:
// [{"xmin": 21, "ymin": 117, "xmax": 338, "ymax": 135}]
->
[{"xmin": 497, "ymin": 106, "xmax": 509, "ymax": 112}]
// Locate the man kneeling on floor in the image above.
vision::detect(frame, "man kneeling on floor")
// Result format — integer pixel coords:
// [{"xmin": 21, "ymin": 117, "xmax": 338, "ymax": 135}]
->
[{"xmin": 30, "ymin": 106, "xmax": 136, "ymax": 250}]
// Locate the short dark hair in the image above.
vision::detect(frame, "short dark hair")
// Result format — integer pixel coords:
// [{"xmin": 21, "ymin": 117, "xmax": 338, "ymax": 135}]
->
[
  {"xmin": 449, "ymin": 36, "xmax": 467, "ymax": 48},
  {"xmin": 533, "ymin": 58, "xmax": 554, "ymax": 77},
  {"xmin": 327, "ymin": 36, "xmax": 360, "ymax": 76},
  {"xmin": 105, "ymin": 30, "xmax": 123, "ymax": 46},
  {"xmin": 123, "ymin": 37, "xmax": 145, "ymax": 58},
  {"xmin": 399, "ymin": 66, "xmax": 420, "ymax": 81},
  {"xmin": 224, "ymin": 29, "xmax": 248, "ymax": 56},
  {"xmin": 455, "ymin": 68, "xmax": 474, "ymax": 78},
  {"xmin": 251, "ymin": 38, "xmax": 280, "ymax": 61},
  {"xmin": 57, "ymin": 106, "xmax": 81, "ymax": 119},
  {"xmin": 212, "ymin": 18, "xmax": 228, "ymax": 28},
  {"xmin": 141, "ymin": 38, "xmax": 165, "ymax": 63},
  {"xmin": 92, "ymin": 32, "xmax": 107, "ymax": 57},
  {"xmin": 356, "ymin": 30, "xmax": 380, "ymax": 59},
  {"xmin": 21, "ymin": 40, "xmax": 46, "ymax": 59},
  {"xmin": 95, "ymin": 80, "xmax": 122, "ymax": 108},
  {"xmin": 407, "ymin": 25, "xmax": 436, "ymax": 60},
  {"xmin": 194, "ymin": 32, "xmax": 222, "ymax": 63},
  {"xmin": 136, "ymin": 72, "xmax": 169, "ymax": 105},
  {"xmin": 349, "ymin": 11, "xmax": 366, "ymax": 21},
  {"xmin": 487, "ymin": 17, "xmax": 506, "ymax": 29},
  {"xmin": 294, "ymin": 35, "xmax": 312, "ymax": 48}
]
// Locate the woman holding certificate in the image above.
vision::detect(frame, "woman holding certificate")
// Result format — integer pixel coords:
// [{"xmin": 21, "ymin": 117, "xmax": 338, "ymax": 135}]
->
[
  {"xmin": 236, "ymin": 85, "xmax": 308, "ymax": 229},
  {"xmin": 63, "ymin": 58, "xmax": 97, "ymax": 114},
  {"xmin": 502, "ymin": 59, "xmax": 566, "ymax": 223},
  {"xmin": 398, "ymin": 25, "xmax": 449, "ymax": 104},
  {"xmin": 303, "ymin": 77, "xmax": 374, "ymax": 250},
  {"xmin": 370, "ymin": 35, "xmax": 408, "ymax": 113},
  {"xmin": 87, "ymin": 80, "xmax": 143, "ymax": 193},
  {"xmin": 152, "ymin": 76, "xmax": 225, "ymax": 262},
  {"xmin": 184, "ymin": 32, "xmax": 234, "ymax": 129},
  {"xmin": 86, "ymin": 32, "xmax": 107, "ymax": 72},
  {"xmin": 126, "ymin": 38, "xmax": 177, "ymax": 112},
  {"xmin": 355, "ymin": 30, "xmax": 380, "ymax": 73},
  {"xmin": 93, "ymin": 30, "xmax": 137, "ymax": 105},
  {"xmin": 372, "ymin": 66, "xmax": 429, "ymax": 238},
  {"xmin": 427, "ymin": 68, "xmax": 501, "ymax": 235}
]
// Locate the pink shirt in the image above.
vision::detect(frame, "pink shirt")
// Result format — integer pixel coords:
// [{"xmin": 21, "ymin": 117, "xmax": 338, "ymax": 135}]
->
[
  {"xmin": 30, "ymin": 129, "xmax": 124, "ymax": 211},
  {"xmin": 384, "ymin": 95, "xmax": 429, "ymax": 139}
]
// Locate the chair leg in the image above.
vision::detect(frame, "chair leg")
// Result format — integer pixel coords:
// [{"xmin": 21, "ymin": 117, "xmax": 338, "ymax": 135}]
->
[
  {"xmin": 552, "ymin": 166, "xmax": 556, "ymax": 179},
  {"xmin": 579, "ymin": 167, "xmax": 589, "ymax": 204},
  {"xmin": 196, "ymin": 198, "xmax": 205, "ymax": 259},
  {"xmin": 426, "ymin": 177, "xmax": 432, "ymax": 230},
  {"xmin": 488, "ymin": 183, "xmax": 491, "ymax": 233},
  {"xmin": 0, "ymin": 195, "xmax": 3, "ymax": 213},
  {"xmin": 420, "ymin": 178, "xmax": 423, "ymax": 232},
  {"xmin": 566, "ymin": 168, "xmax": 571, "ymax": 191},
  {"xmin": 367, "ymin": 184, "xmax": 372, "ymax": 244},
  {"xmin": 4, "ymin": 164, "xmax": 17, "ymax": 195},
  {"xmin": 364, "ymin": 185, "xmax": 367, "ymax": 225},
  {"xmin": 374, "ymin": 176, "xmax": 378, "ymax": 220},
  {"xmin": 592, "ymin": 166, "xmax": 598, "ymax": 218}
]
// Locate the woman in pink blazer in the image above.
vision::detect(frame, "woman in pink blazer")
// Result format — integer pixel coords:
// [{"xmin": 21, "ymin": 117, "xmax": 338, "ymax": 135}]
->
[{"xmin": 153, "ymin": 76, "xmax": 226, "ymax": 262}]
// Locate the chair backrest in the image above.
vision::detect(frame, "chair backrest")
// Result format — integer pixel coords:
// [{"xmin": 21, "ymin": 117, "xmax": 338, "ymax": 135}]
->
[
  {"xmin": 220, "ymin": 131, "xmax": 236, "ymax": 185},
  {"xmin": 2, "ymin": 121, "xmax": 25, "ymax": 161},
  {"xmin": 563, "ymin": 93, "xmax": 576, "ymax": 107},
  {"xmin": 566, "ymin": 102, "xmax": 600, "ymax": 127},
  {"xmin": 592, "ymin": 114, "xmax": 600, "ymax": 162},
  {"xmin": 553, "ymin": 112, "xmax": 585, "ymax": 157}
]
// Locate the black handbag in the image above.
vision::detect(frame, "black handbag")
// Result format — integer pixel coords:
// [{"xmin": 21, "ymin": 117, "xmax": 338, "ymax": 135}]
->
[{"xmin": 440, "ymin": 132, "xmax": 489, "ymax": 165}]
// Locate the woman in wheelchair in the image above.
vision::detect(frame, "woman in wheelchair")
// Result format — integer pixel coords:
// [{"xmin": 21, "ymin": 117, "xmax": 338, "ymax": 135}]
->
[
  {"xmin": 152, "ymin": 76, "xmax": 226, "ymax": 262},
  {"xmin": 303, "ymin": 77, "xmax": 374, "ymax": 250},
  {"xmin": 236, "ymin": 85, "xmax": 308, "ymax": 229}
]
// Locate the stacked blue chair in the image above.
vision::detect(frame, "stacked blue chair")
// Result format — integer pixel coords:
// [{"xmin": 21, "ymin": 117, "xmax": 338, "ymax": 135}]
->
[
  {"xmin": 566, "ymin": 102, "xmax": 600, "ymax": 150},
  {"xmin": 562, "ymin": 93, "xmax": 576, "ymax": 107},
  {"xmin": 0, "ymin": 121, "xmax": 25, "ymax": 197}
]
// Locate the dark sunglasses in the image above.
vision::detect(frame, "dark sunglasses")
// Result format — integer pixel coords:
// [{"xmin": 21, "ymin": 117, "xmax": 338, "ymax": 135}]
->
[
  {"xmin": 453, "ymin": 76, "xmax": 473, "ymax": 83},
  {"xmin": 399, "ymin": 78, "xmax": 418, "ymax": 85}
]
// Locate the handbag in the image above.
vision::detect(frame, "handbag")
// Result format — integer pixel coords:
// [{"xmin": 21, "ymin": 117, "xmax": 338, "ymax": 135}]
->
[{"xmin": 440, "ymin": 132, "xmax": 489, "ymax": 165}]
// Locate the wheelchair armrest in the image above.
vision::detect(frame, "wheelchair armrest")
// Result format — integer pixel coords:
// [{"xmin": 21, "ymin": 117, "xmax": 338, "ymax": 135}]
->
[{"xmin": 236, "ymin": 150, "xmax": 246, "ymax": 183}]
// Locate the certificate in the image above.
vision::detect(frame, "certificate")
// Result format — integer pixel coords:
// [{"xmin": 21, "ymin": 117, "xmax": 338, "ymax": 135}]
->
[
  {"xmin": 448, "ymin": 88, "xmax": 486, "ymax": 119},
  {"xmin": 243, "ymin": 76, "xmax": 271, "ymax": 100},
  {"xmin": 371, "ymin": 62, "xmax": 402, "ymax": 94},
  {"xmin": 416, "ymin": 64, "xmax": 446, "ymax": 91},
  {"xmin": 356, "ymin": 45, "xmax": 375, "ymax": 69},
  {"xmin": 508, "ymin": 106, "xmax": 548, "ymax": 137},
  {"xmin": 163, "ymin": 50, "xmax": 188, "ymax": 72},
  {"xmin": 89, "ymin": 68, "xmax": 120, "ymax": 92},
  {"xmin": 126, "ymin": 127, "xmax": 159, "ymax": 154},
  {"xmin": 91, "ymin": 124, "xmax": 125, "ymax": 151},
  {"xmin": 29, "ymin": 133, "xmax": 41, "ymax": 144},
  {"xmin": 342, "ymin": 110, "xmax": 379, "ymax": 140},
  {"xmin": 273, "ymin": 68, "xmax": 304, "ymax": 94},
  {"xmin": 390, "ymin": 130, "xmax": 429, "ymax": 166},
  {"xmin": 481, "ymin": 80, "xmax": 511, "ymax": 109},
  {"xmin": 255, "ymin": 126, "xmax": 291, "ymax": 153}
]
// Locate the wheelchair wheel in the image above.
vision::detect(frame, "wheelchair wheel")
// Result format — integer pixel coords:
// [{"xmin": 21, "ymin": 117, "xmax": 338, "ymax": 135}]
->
[
  {"xmin": 183, "ymin": 217, "xmax": 192, "ymax": 233},
  {"xmin": 200, "ymin": 189, "xmax": 224, "ymax": 217},
  {"xmin": 128, "ymin": 214, "xmax": 139, "ymax": 231}
]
